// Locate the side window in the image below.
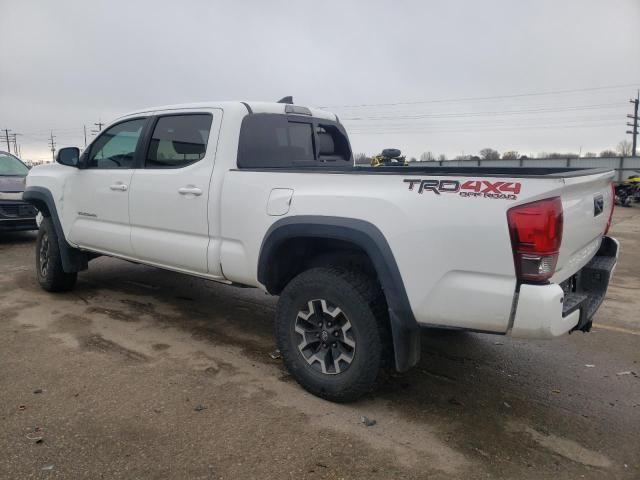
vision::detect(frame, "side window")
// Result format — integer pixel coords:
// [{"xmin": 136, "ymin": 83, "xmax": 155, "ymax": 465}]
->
[
  {"xmin": 286, "ymin": 122, "xmax": 315, "ymax": 161},
  {"xmin": 146, "ymin": 114, "xmax": 213, "ymax": 168},
  {"xmin": 316, "ymin": 124, "xmax": 351, "ymax": 162},
  {"xmin": 237, "ymin": 114, "xmax": 351, "ymax": 168},
  {"xmin": 87, "ymin": 119, "xmax": 145, "ymax": 169},
  {"xmin": 237, "ymin": 114, "xmax": 315, "ymax": 168}
]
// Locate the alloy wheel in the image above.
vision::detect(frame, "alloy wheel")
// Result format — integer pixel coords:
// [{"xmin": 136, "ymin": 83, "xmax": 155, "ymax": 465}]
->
[
  {"xmin": 39, "ymin": 233, "xmax": 49, "ymax": 277},
  {"xmin": 294, "ymin": 299, "xmax": 356, "ymax": 375}
]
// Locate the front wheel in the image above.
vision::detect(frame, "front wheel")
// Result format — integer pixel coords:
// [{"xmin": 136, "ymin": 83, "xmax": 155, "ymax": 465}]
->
[
  {"xmin": 36, "ymin": 217, "xmax": 77, "ymax": 292},
  {"xmin": 275, "ymin": 267, "xmax": 388, "ymax": 402}
]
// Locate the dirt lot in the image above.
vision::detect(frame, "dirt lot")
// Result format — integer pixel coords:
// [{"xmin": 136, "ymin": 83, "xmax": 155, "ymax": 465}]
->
[{"xmin": 1, "ymin": 208, "xmax": 639, "ymax": 479}]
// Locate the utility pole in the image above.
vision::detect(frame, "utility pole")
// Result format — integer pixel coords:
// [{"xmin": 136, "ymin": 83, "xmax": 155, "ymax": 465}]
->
[
  {"xmin": 91, "ymin": 120, "xmax": 104, "ymax": 140},
  {"xmin": 627, "ymin": 90, "xmax": 639, "ymax": 157},
  {"xmin": 84, "ymin": 125, "xmax": 87, "ymax": 147},
  {"xmin": 3, "ymin": 129, "xmax": 11, "ymax": 153},
  {"xmin": 48, "ymin": 131, "xmax": 56, "ymax": 161},
  {"xmin": 9, "ymin": 133, "xmax": 21, "ymax": 155}
]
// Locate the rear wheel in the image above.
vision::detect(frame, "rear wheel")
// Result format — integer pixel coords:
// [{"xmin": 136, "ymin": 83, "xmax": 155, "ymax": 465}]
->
[
  {"xmin": 36, "ymin": 217, "xmax": 77, "ymax": 292},
  {"xmin": 275, "ymin": 267, "xmax": 388, "ymax": 402}
]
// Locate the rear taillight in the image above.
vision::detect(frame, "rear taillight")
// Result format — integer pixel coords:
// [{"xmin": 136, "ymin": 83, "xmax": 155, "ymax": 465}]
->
[
  {"xmin": 604, "ymin": 182, "xmax": 615, "ymax": 236},
  {"xmin": 507, "ymin": 197, "xmax": 563, "ymax": 282}
]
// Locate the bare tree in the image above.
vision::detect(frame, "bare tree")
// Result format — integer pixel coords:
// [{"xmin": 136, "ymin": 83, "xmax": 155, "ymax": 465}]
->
[
  {"xmin": 583, "ymin": 152, "xmax": 597, "ymax": 158},
  {"xmin": 455, "ymin": 154, "xmax": 471, "ymax": 160},
  {"xmin": 419, "ymin": 151, "xmax": 435, "ymax": 162},
  {"xmin": 354, "ymin": 152, "xmax": 370, "ymax": 165},
  {"xmin": 617, "ymin": 140, "xmax": 632, "ymax": 156},
  {"xmin": 437, "ymin": 154, "xmax": 447, "ymax": 161},
  {"xmin": 409, "ymin": 157, "xmax": 417, "ymax": 163},
  {"xmin": 547, "ymin": 152, "xmax": 579, "ymax": 159},
  {"xmin": 599, "ymin": 149, "xmax": 618, "ymax": 157},
  {"xmin": 501, "ymin": 151, "xmax": 519, "ymax": 160},
  {"xmin": 479, "ymin": 148, "xmax": 500, "ymax": 160}
]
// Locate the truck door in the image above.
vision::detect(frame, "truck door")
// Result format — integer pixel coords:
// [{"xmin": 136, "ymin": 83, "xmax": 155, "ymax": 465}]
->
[
  {"xmin": 64, "ymin": 118, "xmax": 147, "ymax": 256},
  {"xmin": 128, "ymin": 111, "xmax": 222, "ymax": 275}
]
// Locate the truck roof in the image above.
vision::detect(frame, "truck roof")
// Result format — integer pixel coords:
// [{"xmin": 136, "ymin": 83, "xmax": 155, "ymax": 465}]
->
[{"xmin": 117, "ymin": 101, "xmax": 338, "ymax": 122}]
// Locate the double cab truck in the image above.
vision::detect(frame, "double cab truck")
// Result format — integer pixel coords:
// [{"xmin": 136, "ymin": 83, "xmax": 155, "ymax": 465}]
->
[{"xmin": 24, "ymin": 100, "xmax": 618, "ymax": 401}]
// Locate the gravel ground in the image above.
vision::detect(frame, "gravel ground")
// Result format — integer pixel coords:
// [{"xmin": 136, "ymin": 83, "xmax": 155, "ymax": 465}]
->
[{"xmin": 0, "ymin": 207, "xmax": 638, "ymax": 479}]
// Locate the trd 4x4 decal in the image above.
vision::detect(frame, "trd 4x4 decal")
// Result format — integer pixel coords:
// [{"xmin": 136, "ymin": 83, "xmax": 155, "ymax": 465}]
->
[{"xmin": 404, "ymin": 179, "xmax": 521, "ymax": 200}]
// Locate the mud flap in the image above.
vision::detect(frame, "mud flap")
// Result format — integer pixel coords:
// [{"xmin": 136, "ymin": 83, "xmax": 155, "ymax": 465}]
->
[{"xmin": 390, "ymin": 310, "xmax": 421, "ymax": 372}]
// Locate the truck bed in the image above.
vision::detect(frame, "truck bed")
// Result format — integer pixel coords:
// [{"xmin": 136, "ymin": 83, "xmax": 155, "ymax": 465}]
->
[{"xmin": 233, "ymin": 165, "xmax": 613, "ymax": 178}]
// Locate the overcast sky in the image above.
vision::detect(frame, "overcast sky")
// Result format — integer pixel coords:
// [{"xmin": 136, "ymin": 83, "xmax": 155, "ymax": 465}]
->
[{"xmin": 1, "ymin": 0, "xmax": 639, "ymax": 161}]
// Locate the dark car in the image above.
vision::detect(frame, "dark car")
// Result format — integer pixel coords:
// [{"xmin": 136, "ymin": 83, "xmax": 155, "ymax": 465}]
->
[{"xmin": 0, "ymin": 151, "xmax": 38, "ymax": 231}]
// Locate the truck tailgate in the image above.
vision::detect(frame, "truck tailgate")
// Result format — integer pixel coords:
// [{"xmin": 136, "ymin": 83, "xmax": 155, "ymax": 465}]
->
[{"xmin": 552, "ymin": 170, "xmax": 614, "ymax": 283}]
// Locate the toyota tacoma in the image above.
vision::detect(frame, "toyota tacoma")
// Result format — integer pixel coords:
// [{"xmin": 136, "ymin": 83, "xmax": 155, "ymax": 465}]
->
[{"xmin": 24, "ymin": 100, "xmax": 618, "ymax": 401}]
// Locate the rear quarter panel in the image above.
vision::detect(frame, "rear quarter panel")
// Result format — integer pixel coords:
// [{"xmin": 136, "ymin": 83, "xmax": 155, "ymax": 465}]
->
[{"xmin": 220, "ymin": 170, "xmax": 569, "ymax": 332}]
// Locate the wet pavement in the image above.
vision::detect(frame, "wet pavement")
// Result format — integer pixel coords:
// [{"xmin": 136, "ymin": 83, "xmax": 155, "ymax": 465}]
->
[{"xmin": 1, "ymin": 207, "xmax": 639, "ymax": 479}]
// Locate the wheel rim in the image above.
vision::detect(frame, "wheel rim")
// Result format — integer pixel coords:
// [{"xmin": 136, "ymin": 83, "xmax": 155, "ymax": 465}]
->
[
  {"xmin": 39, "ymin": 233, "xmax": 49, "ymax": 277},
  {"xmin": 294, "ymin": 299, "xmax": 356, "ymax": 375}
]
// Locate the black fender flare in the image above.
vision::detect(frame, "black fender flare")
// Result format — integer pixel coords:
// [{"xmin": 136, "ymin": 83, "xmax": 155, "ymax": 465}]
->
[
  {"xmin": 258, "ymin": 216, "xmax": 420, "ymax": 372},
  {"xmin": 22, "ymin": 186, "xmax": 88, "ymax": 273}
]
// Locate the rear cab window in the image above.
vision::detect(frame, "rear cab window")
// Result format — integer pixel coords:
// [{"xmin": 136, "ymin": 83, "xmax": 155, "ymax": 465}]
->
[{"xmin": 237, "ymin": 114, "xmax": 352, "ymax": 168}]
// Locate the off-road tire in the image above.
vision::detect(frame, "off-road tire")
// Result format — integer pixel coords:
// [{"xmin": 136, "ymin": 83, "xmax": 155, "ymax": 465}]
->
[
  {"xmin": 36, "ymin": 217, "xmax": 77, "ymax": 292},
  {"xmin": 381, "ymin": 148, "xmax": 402, "ymax": 158},
  {"xmin": 275, "ymin": 267, "xmax": 388, "ymax": 402}
]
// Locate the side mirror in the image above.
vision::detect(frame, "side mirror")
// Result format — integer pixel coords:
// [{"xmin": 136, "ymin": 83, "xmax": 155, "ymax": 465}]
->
[{"xmin": 56, "ymin": 147, "xmax": 80, "ymax": 167}]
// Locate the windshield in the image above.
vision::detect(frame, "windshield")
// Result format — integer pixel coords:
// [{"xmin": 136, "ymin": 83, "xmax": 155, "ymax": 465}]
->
[{"xmin": 0, "ymin": 153, "xmax": 29, "ymax": 176}]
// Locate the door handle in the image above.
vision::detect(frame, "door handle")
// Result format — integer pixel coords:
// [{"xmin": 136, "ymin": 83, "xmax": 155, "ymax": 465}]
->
[
  {"xmin": 110, "ymin": 184, "xmax": 128, "ymax": 191},
  {"xmin": 178, "ymin": 186, "xmax": 203, "ymax": 196}
]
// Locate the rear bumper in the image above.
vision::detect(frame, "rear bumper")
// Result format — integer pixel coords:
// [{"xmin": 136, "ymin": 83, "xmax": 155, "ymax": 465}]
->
[
  {"xmin": 0, "ymin": 200, "xmax": 38, "ymax": 231},
  {"xmin": 509, "ymin": 236, "xmax": 618, "ymax": 339}
]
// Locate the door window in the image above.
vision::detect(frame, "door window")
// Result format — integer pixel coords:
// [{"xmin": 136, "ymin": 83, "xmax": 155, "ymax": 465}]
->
[
  {"xmin": 146, "ymin": 114, "xmax": 213, "ymax": 168},
  {"xmin": 87, "ymin": 119, "xmax": 145, "ymax": 169}
]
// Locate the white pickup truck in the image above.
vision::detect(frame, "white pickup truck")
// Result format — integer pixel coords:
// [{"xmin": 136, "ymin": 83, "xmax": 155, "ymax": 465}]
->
[{"xmin": 24, "ymin": 100, "xmax": 618, "ymax": 401}]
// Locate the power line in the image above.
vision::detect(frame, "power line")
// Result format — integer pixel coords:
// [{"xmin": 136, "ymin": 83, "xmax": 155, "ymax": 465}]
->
[
  {"xmin": 317, "ymin": 82, "xmax": 640, "ymax": 109},
  {"xmin": 343, "ymin": 102, "xmax": 627, "ymax": 122},
  {"xmin": 344, "ymin": 113, "xmax": 625, "ymax": 129},
  {"xmin": 347, "ymin": 120, "xmax": 623, "ymax": 135},
  {"xmin": 18, "ymin": 127, "xmax": 89, "ymax": 136}
]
